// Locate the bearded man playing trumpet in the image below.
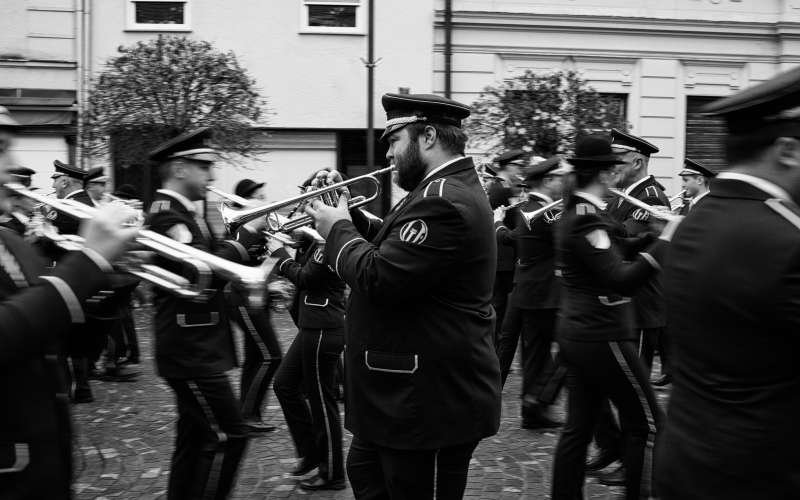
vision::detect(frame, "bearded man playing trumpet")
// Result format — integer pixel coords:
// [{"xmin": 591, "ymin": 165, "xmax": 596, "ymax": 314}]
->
[{"xmin": 0, "ymin": 106, "xmax": 139, "ymax": 499}]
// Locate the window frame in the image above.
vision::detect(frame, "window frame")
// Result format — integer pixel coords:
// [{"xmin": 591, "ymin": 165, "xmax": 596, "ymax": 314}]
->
[
  {"xmin": 299, "ymin": 0, "xmax": 366, "ymax": 35},
  {"xmin": 125, "ymin": 0, "xmax": 191, "ymax": 32}
]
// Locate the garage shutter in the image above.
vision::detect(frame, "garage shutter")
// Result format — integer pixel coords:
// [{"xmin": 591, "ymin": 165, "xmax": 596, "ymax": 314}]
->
[{"xmin": 685, "ymin": 96, "xmax": 727, "ymax": 171}]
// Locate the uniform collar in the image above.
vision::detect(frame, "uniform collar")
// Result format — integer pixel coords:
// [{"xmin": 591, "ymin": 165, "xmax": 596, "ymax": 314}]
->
[
  {"xmin": 64, "ymin": 189, "xmax": 83, "ymax": 200},
  {"xmin": 423, "ymin": 156, "xmax": 466, "ymax": 182},
  {"xmin": 715, "ymin": 172, "xmax": 792, "ymax": 202},
  {"xmin": 157, "ymin": 188, "xmax": 197, "ymax": 212},
  {"xmin": 623, "ymin": 175, "xmax": 651, "ymax": 196},
  {"xmin": 574, "ymin": 191, "xmax": 608, "ymax": 210},
  {"xmin": 530, "ymin": 191, "xmax": 554, "ymax": 204},
  {"xmin": 689, "ymin": 188, "xmax": 710, "ymax": 208}
]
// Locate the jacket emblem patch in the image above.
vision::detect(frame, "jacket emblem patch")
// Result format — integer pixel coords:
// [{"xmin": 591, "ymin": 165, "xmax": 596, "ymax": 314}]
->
[
  {"xmin": 312, "ymin": 246, "xmax": 325, "ymax": 264},
  {"xmin": 399, "ymin": 219, "xmax": 428, "ymax": 244}
]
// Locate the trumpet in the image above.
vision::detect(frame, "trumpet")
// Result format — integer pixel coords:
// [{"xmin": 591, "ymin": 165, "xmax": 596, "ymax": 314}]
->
[
  {"xmin": 6, "ymin": 183, "xmax": 274, "ymax": 309},
  {"xmin": 669, "ymin": 189, "xmax": 687, "ymax": 213},
  {"xmin": 219, "ymin": 166, "xmax": 394, "ymax": 234},
  {"xmin": 207, "ymin": 185, "xmax": 324, "ymax": 245},
  {"xmin": 520, "ymin": 198, "xmax": 563, "ymax": 229},
  {"xmin": 609, "ymin": 188, "xmax": 682, "ymax": 222}
]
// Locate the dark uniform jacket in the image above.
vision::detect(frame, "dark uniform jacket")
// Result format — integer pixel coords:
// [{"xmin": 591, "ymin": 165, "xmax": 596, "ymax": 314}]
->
[
  {"xmin": 486, "ymin": 178, "xmax": 517, "ymax": 273},
  {"xmin": 657, "ymin": 175, "xmax": 800, "ymax": 499},
  {"xmin": 0, "ymin": 212, "xmax": 28, "ymax": 237},
  {"xmin": 51, "ymin": 189, "xmax": 93, "ymax": 236},
  {"xmin": 0, "ymin": 228, "xmax": 110, "ymax": 499},
  {"xmin": 608, "ymin": 175, "xmax": 669, "ymax": 329},
  {"xmin": 325, "ymin": 157, "xmax": 501, "ymax": 450},
  {"xmin": 273, "ymin": 241, "xmax": 346, "ymax": 329},
  {"xmin": 496, "ymin": 192, "xmax": 560, "ymax": 310},
  {"xmin": 146, "ymin": 190, "xmax": 259, "ymax": 379},
  {"xmin": 556, "ymin": 192, "xmax": 665, "ymax": 342}
]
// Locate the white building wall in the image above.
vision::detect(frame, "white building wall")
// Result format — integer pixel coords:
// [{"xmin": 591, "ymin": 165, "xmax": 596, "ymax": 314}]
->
[{"xmin": 435, "ymin": 0, "xmax": 800, "ymax": 193}]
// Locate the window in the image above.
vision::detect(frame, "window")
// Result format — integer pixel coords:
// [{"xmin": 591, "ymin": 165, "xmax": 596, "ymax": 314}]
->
[
  {"xmin": 685, "ymin": 96, "xmax": 727, "ymax": 171},
  {"xmin": 301, "ymin": 0, "xmax": 365, "ymax": 35},
  {"xmin": 126, "ymin": 0, "xmax": 191, "ymax": 32}
]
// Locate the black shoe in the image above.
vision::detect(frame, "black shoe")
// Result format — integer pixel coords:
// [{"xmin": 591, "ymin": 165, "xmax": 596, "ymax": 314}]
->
[
  {"xmin": 521, "ymin": 414, "xmax": 563, "ymax": 430},
  {"xmin": 652, "ymin": 374, "xmax": 672, "ymax": 387},
  {"xmin": 298, "ymin": 474, "xmax": 346, "ymax": 491},
  {"xmin": 597, "ymin": 465, "xmax": 626, "ymax": 486},
  {"xmin": 289, "ymin": 458, "xmax": 318, "ymax": 478},
  {"xmin": 245, "ymin": 420, "xmax": 276, "ymax": 434},
  {"xmin": 72, "ymin": 392, "xmax": 94, "ymax": 404},
  {"xmin": 98, "ymin": 367, "xmax": 139, "ymax": 382},
  {"xmin": 585, "ymin": 450, "xmax": 620, "ymax": 473}
]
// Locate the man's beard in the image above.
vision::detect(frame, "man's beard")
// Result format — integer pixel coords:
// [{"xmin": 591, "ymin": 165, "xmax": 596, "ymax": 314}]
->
[{"xmin": 394, "ymin": 140, "xmax": 427, "ymax": 192}]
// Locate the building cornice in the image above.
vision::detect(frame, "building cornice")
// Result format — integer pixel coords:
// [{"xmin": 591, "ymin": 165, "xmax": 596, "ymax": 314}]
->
[
  {"xmin": 435, "ymin": 10, "xmax": 800, "ymax": 40},
  {"xmin": 0, "ymin": 59, "xmax": 76, "ymax": 68},
  {"xmin": 433, "ymin": 44, "xmax": 800, "ymax": 65}
]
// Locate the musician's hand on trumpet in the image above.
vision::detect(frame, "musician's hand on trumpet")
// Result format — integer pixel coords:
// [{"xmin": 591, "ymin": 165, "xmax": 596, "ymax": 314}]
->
[
  {"xmin": 493, "ymin": 206, "xmax": 507, "ymax": 224},
  {"xmin": 79, "ymin": 203, "xmax": 141, "ymax": 262},
  {"xmin": 304, "ymin": 190, "xmax": 352, "ymax": 240}
]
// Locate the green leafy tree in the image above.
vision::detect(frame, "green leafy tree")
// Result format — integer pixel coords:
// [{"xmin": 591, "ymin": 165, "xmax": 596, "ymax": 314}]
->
[
  {"xmin": 83, "ymin": 35, "xmax": 266, "ymax": 166},
  {"xmin": 466, "ymin": 70, "xmax": 625, "ymax": 159}
]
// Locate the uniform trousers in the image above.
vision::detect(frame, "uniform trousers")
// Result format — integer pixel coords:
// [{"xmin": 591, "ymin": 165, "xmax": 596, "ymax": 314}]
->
[
  {"xmin": 273, "ymin": 328, "xmax": 344, "ymax": 481},
  {"xmin": 491, "ymin": 270, "xmax": 514, "ymax": 346},
  {"xmin": 497, "ymin": 307, "xmax": 564, "ymax": 405},
  {"xmin": 165, "ymin": 375, "xmax": 249, "ymax": 500},
  {"xmin": 228, "ymin": 304, "xmax": 282, "ymax": 421},
  {"xmin": 347, "ymin": 436, "xmax": 479, "ymax": 500},
  {"xmin": 552, "ymin": 339, "xmax": 661, "ymax": 500},
  {"xmin": 639, "ymin": 327, "xmax": 669, "ymax": 377}
]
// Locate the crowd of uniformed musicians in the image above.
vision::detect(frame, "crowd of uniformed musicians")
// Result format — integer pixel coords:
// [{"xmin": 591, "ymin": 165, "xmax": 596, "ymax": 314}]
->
[{"xmin": 2, "ymin": 63, "xmax": 800, "ymax": 500}]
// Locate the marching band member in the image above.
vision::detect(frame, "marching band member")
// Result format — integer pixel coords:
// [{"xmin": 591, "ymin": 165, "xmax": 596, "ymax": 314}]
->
[
  {"xmin": 485, "ymin": 149, "xmax": 524, "ymax": 344},
  {"xmin": 677, "ymin": 158, "xmax": 716, "ymax": 215},
  {"xmin": 305, "ymin": 93, "xmax": 501, "ymax": 499},
  {"xmin": 84, "ymin": 167, "xmax": 110, "ymax": 205},
  {"xmin": 225, "ymin": 178, "xmax": 283, "ymax": 434},
  {"xmin": 269, "ymin": 227, "xmax": 347, "ymax": 491},
  {"xmin": 0, "ymin": 166, "xmax": 36, "ymax": 236},
  {"xmin": 495, "ymin": 156, "xmax": 569, "ymax": 430},
  {"xmin": 657, "ymin": 65, "xmax": 800, "ymax": 500},
  {"xmin": 0, "ymin": 106, "xmax": 138, "ymax": 499},
  {"xmin": 145, "ymin": 128, "xmax": 266, "ymax": 500},
  {"xmin": 551, "ymin": 135, "xmax": 678, "ymax": 500}
]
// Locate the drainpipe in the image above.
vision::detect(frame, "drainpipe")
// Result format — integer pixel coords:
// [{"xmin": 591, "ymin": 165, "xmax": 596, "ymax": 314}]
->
[
  {"xmin": 74, "ymin": 0, "xmax": 83, "ymax": 168},
  {"xmin": 444, "ymin": 0, "xmax": 452, "ymax": 98}
]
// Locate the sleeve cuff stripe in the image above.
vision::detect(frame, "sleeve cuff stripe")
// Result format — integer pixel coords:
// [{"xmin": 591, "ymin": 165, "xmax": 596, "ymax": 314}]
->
[
  {"xmin": 640, "ymin": 252, "xmax": 661, "ymax": 271},
  {"xmin": 226, "ymin": 240, "xmax": 250, "ymax": 262},
  {"xmin": 335, "ymin": 237, "xmax": 365, "ymax": 278},
  {"xmin": 39, "ymin": 276, "xmax": 85, "ymax": 323},
  {"xmin": 278, "ymin": 259, "xmax": 292, "ymax": 273}
]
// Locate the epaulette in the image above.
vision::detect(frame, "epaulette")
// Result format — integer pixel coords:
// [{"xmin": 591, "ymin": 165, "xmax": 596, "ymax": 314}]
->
[
  {"xmin": 575, "ymin": 202, "xmax": 597, "ymax": 215},
  {"xmin": 149, "ymin": 199, "xmax": 171, "ymax": 214},
  {"xmin": 765, "ymin": 198, "xmax": 800, "ymax": 231},
  {"xmin": 422, "ymin": 178, "xmax": 447, "ymax": 198},
  {"xmin": 645, "ymin": 185, "xmax": 660, "ymax": 199}
]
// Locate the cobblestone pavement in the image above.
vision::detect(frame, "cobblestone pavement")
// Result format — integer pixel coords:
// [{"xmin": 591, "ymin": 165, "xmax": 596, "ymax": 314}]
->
[{"xmin": 73, "ymin": 307, "xmax": 669, "ymax": 499}]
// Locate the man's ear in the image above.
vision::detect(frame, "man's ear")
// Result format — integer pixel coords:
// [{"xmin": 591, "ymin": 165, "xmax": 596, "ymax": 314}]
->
[
  {"xmin": 774, "ymin": 137, "xmax": 800, "ymax": 169},
  {"xmin": 421, "ymin": 125, "xmax": 438, "ymax": 150},
  {"xmin": 172, "ymin": 161, "xmax": 185, "ymax": 179}
]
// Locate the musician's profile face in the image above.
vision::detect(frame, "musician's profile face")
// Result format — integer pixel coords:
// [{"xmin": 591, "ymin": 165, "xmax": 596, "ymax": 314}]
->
[
  {"xmin": 249, "ymin": 187, "xmax": 266, "ymax": 201},
  {"xmin": 180, "ymin": 160, "xmax": 214, "ymax": 201},
  {"xmin": 386, "ymin": 127, "xmax": 426, "ymax": 192},
  {"xmin": 681, "ymin": 174, "xmax": 704, "ymax": 197}
]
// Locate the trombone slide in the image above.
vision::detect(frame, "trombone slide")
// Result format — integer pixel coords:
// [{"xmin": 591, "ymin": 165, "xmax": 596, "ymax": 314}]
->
[{"xmin": 609, "ymin": 189, "xmax": 681, "ymax": 222}]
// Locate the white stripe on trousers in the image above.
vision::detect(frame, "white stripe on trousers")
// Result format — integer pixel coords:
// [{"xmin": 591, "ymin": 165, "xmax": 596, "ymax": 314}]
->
[
  {"xmin": 238, "ymin": 306, "xmax": 271, "ymax": 416},
  {"xmin": 314, "ymin": 330, "xmax": 334, "ymax": 480},
  {"xmin": 187, "ymin": 380, "xmax": 227, "ymax": 500},
  {"xmin": 433, "ymin": 449, "xmax": 440, "ymax": 499},
  {"xmin": 608, "ymin": 341, "xmax": 657, "ymax": 498}
]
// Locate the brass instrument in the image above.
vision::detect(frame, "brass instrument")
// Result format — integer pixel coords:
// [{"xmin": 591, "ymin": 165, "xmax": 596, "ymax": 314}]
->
[
  {"xmin": 219, "ymin": 166, "xmax": 394, "ymax": 234},
  {"xmin": 609, "ymin": 188, "xmax": 682, "ymax": 222},
  {"xmin": 207, "ymin": 185, "xmax": 324, "ymax": 245},
  {"xmin": 6, "ymin": 183, "xmax": 273, "ymax": 309},
  {"xmin": 669, "ymin": 189, "xmax": 687, "ymax": 213},
  {"xmin": 520, "ymin": 198, "xmax": 563, "ymax": 229}
]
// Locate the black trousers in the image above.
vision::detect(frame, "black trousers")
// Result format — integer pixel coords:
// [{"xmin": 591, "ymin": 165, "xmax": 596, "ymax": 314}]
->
[
  {"xmin": 347, "ymin": 436, "xmax": 479, "ymax": 500},
  {"xmin": 496, "ymin": 303, "xmax": 524, "ymax": 387},
  {"xmin": 273, "ymin": 328, "xmax": 344, "ymax": 481},
  {"xmin": 121, "ymin": 299, "xmax": 140, "ymax": 362},
  {"xmin": 552, "ymin": 339, "xmax": 661, "ymax": 500},
  {"xmin": 228, "ymin": 304, "xmax": 282, "ymax": 421},
  {"xmin": 491, "ymin": 270, "xmax": 514, "ymax": 346},
  {"xmin": 639, "ymin": 327, "xmax": 669, "ymax": 377},
  {"xmin": 166, "ymin": 375, "xmax": 249, "ymax": 500}
]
